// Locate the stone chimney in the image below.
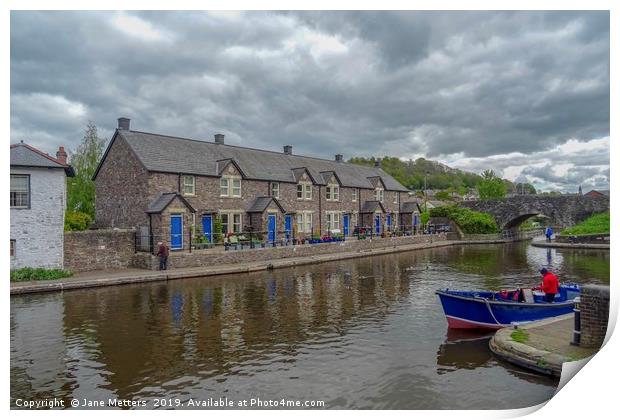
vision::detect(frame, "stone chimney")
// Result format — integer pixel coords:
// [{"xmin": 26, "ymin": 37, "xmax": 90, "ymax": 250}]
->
[
  {"xmin": 214, "ymin": 134, "xmax": 225, "ymax": 145},
  {"xmin": 335, "ymin": 154, "xmax": 343, "ymax": 162},
  {"xmin": 117, "ymin": 117, "xmax": 130, "ymax": 130},
  {"xmin": 56, "ymin": 146, "xmax": 68, "ymax": 164},
  {"xmin": 284, "ymin": 145, "xmax": 293, "ymax": 155},
  {"xmin": 374, "ymin": 158, "xmax": 381, "ymax": 168}
]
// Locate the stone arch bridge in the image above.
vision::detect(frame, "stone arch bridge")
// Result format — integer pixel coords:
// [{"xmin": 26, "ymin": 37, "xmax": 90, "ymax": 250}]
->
[{"xmin": 460, "ymin": 195, "xmax": 609, "ymax": 230}]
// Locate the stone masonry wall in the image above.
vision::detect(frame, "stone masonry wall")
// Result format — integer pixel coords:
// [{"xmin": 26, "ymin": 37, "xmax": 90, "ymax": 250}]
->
[
  {"xmin": 133, "ymin": 233, "xmax": 448, "ymax": 270},
  {"xmin": 64, "ymin": 229, "xmax": 136, "ymax": 273},
  {"xmin": 10, "ymin": 167, "xmax": 67, "ymax": 269},
  {"xmin": 579, "ymin": 284, "xmax": 610, "ymax": 348},
  {"xmin": 94, "ymin": 134, "xmax": 150, "ymax": 229}
]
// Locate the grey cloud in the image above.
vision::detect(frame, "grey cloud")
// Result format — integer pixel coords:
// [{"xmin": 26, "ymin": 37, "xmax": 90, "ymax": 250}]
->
[{"xmin": 10, "ymin": 11, "xmax": 609, "ymax": 192}]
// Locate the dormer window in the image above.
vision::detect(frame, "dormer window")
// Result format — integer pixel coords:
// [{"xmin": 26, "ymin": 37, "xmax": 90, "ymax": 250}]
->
[
  {"xmin": 270, "ymin": 182, "xmax": 280, "ymax": 199},
  {"xmin": 297, "ymin": 182, "xmax": 312, "ymax": 200},
  {"xmin": 326, "ymin": 184, "xmax": 340, "ymax": 201},
  {"xmin": 220, "ymin": 176, "xmax": 241, "ymax": 197},
  {"xmin": 375, "ymin": 187, "xmax": 384, "ymax": 202},
  {"xmin": 182, "ymin": 175, "xmax": 195, "ymax": 196}
]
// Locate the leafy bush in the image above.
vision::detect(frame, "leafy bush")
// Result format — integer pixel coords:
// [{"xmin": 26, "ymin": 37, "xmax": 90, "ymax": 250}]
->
[
  {"xmin": 562, "ymin": 212, "xmax": 610, "ymax": 236},
  {"xmin": 421, "ymin": 210, "xmax": 430, "ymax": 225},
  {"xmin": 430, "ymin": 205, "xmax": 499, "ymax": 234},
  {"xmin": 11, "ymin": 267, "xmax": 73, "ymax": 282},
  {"xmin": 64, "ymin": 211, "xmax": 92, "ymax": 231},
  {"xmin": 213, "ymin": 216, "xmax": 223, "ymax": 243}
]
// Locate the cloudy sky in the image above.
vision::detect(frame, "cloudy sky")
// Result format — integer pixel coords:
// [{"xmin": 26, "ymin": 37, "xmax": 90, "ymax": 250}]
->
[{"xmin": 10, "ymin": 11, "xmax": 609, "ymax": 192}]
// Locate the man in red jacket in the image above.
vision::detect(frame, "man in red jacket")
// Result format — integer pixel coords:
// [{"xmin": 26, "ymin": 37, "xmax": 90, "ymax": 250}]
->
[{"xmin": 539, "ymin": 268, "xmax": 559, "ymax": 303}]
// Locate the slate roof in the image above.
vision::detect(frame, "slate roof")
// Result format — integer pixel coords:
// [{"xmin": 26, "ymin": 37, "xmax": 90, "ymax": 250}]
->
[
  {"xmin": 400, "ymin": 201, "xmax": 422, "ymax": 213},
  {"xmin": 100, "ymin": 130, "xmax": 408, "ymax": 191},
  {"xmin": 360, "ymin": 200, "xmax": 386, "ymax": 213},
  {"xmin": 147, "ymin": 192, "xmax": 196, "ymax": 214},
  {"xmin": 246, "ymin": 197, "xmax": 286, "ymax": 213},
  {"xmin": 10, "ymin": 142, "xmax": 75, "ymax": 176}
]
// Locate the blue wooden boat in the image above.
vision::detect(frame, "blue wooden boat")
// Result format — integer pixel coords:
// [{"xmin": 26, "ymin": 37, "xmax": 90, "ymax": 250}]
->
[{"xmin": 435, "ymin": 285, "xmax": 580, "ymax": 330}]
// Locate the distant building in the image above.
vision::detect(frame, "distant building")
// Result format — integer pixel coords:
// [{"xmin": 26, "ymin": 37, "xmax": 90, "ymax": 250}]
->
[
  {"xmin": 584, "ymin": 190, "xmax": 610, "ymax": 198},
  {"xmin": 10, "ymin": 142, "xmax": 75, "ymax": 269}
]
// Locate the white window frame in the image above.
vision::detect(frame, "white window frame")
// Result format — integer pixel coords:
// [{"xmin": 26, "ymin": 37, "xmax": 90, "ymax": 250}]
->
[
  {"xmin": 221, "ymin": 213, "xmax": 229, "ymax": 233},
  {"xmin": 221, "ymin": 212, "xmax": 243, "ymax": 233},
  {"xmin": 297, "ymin": 182, "xmax": 312, "ymax": 200},
  {"xmin": 352, "ymin": 189, "xmax": 357, "ymax": 202},
  {"xmin": 10, "ymin": 174, "xmax": 30, "ymax": 208},
  {"xmin": 393, "ymin": 191, "xmax": 398, "ymax": 204},
  {"xmin": 231, "ymin": 178, "xmax": 241, "ymax": 197},
  {"xmin": 297, "ymin": 211, "xmax": 314, "ymax": 233},
  {"xmin": 326, "ymin": 212, "xmax": 340, "ymax": 231},
  {"xmin": 375, "ymin": 187, "xmax": 384, "ymax": 202},
  {"xmin": 232, "ymin": 213, "xmax": 242, "ymax": 233},
  {"xmin": 220, "ymin": 178, "xmax": 229, "ymax": 197},
  {"xmin": 270, "ymin": 182, "xmax": 280, "ymax": 199},
  {"xmin": 182, "ymin": 175, "xmax": 195, "ymax": 196},
  {"xmin": 220, "ymin": 177, "xmax": 242, "ymax": 198},
  {"xmin": 326, "ymin": 184, "xmax": 340, "ymax": 201}
]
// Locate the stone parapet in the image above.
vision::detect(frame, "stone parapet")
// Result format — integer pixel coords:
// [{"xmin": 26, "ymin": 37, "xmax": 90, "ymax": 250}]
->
[
  {"xmin": 133, "ymin": 233, "xmax": 448, "ymax": 270},
  {"xmin": 64, "ymin": 229, "xmax": 136, "ymax": 273},
  {"xmin": 579, "ymin": 284, "xmax": 610, "ymax": 348}
]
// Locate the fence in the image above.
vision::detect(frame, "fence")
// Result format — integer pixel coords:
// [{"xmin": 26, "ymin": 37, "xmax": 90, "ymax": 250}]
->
[{"xmin": 135, "ymin": 223, "xmax": 451, "ymax": 254}]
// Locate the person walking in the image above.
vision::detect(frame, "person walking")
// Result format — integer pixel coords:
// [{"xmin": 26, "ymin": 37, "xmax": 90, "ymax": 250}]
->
[
  {"xmin": 545, "ymin": 226, "xmax": 554, "ymax": 242},
  {"xmin": 538, "ymin": 268, "xmax": 559, "ymax": 303},
  {"xmin": 157, "ymin": 241, "xmax": 169, "ymax": 270}
]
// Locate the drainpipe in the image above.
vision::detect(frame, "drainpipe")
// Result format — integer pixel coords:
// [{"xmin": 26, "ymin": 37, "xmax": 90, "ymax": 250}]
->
[{"xmin": 318, "ymin": 185, "xmax": 322, "ymax": 236}]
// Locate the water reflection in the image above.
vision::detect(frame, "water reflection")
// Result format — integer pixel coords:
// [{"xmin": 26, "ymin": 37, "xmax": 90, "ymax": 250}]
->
[{"xmin": 11, "ymin": 243, "xmax": 607, "ymax": 409}]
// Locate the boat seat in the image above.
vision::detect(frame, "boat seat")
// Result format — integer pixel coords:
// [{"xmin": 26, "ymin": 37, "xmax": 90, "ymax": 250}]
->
[{"xmin": 522, "ymin": 288, "xmax": 535, "ymax": 303}]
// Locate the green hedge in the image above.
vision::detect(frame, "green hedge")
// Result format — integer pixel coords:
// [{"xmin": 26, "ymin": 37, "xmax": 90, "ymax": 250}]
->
[
  {"xmin": 561, "ymin": 212, "xmax": 610, "ymax": 236},
  {"xmin": 65, "ymin": 211, "xmax": 93, "ymax": 231},
  {"xmin": 11, "ymin": 267, "xmax": 73, "ymax": 282},
  {"xmin": 430, "ymin": 205, "xmax": 499, "ymax": 234}
]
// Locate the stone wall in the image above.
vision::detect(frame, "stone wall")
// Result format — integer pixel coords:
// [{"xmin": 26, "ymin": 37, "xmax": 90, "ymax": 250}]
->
[
  {"xmin": 133, "ymin": 233, "xmax": 448, "ymax": 270},
  {"xmin": 64, "ymin": 229, "xmax": 136, "ymax": 273},
  {"xmin": 579, "ymin": 284, "xmax": 610, "ymax": 348},
  {"xmin": 94, "ymin": 134, "xmax": 150, "ymax": 229},
  {"xmin": 10, "ymin": 167, "xmax": 67, "ymax": 269}
]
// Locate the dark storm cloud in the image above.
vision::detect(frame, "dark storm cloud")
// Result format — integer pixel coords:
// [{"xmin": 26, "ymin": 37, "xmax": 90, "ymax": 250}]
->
[{"xmin": 10, "ymin": 11, "xmax": 609, "ymax": 191}]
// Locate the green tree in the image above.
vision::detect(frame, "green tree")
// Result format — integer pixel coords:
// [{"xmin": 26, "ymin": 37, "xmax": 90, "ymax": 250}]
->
[
  {"xmin": 66, "ymin": 122, "xmax": 105, "ymax": 219},
  {"xmin": 476, "ymin": 169, "xmax": 507, "ymax": 200}
]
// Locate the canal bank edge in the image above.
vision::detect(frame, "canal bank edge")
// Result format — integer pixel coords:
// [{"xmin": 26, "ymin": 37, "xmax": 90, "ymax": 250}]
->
[
  {"xmin": 489, "ymin": 315, "xmax": 599, "ymax": 377},
  {"xmin": 531, "ymin": 241, "xmax": 609, "ymax": 250},
  {"xmin": 11, "ymin": 238, "xmax": 455, "ymax": 295}
]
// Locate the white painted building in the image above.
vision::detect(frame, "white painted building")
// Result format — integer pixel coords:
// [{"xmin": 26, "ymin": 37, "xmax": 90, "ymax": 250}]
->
[{"xmin": 10, "ymin": 142, "xmax": 74, "ymax": 269}]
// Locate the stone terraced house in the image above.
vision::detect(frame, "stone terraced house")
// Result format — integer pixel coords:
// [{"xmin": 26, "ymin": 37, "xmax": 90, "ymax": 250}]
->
[
  {"xmin": 10, "ymin": 142, "xmax": 74, "ymax": 269},
  {"xmin": 93, "ymin": 118, "xmax": 420, "ymax": 251}
]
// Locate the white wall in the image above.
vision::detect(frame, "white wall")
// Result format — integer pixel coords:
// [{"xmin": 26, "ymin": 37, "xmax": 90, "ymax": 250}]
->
[{"xmin": 10, "ymin": 167, "xmax": 67, "ymax": 269}]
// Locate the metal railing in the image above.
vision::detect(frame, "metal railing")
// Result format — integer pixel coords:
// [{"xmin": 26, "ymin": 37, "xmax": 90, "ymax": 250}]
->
[{"xmin": 135, "ymin": 223, "xmax": 451, "ymax": 254}]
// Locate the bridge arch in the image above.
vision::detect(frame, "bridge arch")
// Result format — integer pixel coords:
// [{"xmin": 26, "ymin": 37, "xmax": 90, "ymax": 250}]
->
[{"xmin": 460, "ymin": 195, "xmax": 609, "ymax": 230}]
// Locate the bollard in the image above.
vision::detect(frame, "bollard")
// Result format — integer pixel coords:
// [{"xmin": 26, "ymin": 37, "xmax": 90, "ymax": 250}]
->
[{"xmin": 570, "ymin": 296, "xmax": 581, "ymax": 346}]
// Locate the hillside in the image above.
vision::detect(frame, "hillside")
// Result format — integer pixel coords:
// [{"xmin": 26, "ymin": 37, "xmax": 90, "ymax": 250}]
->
[{"xmin": 348, "ymin": 156, "xmax": 483, "ymax": 191}]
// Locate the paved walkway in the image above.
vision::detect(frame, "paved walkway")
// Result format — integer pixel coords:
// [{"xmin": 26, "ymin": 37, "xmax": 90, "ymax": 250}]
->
[
  {"xmin": 11, "ymin": 240, "xmax": 459, "ymax": 295},
  {"xmin": 489, "ymin": 315, "xmax": 599, "ymax": 377},
  {"xmin": 531, "ymin": 240, "xmax": 609, "ymax": 250}
]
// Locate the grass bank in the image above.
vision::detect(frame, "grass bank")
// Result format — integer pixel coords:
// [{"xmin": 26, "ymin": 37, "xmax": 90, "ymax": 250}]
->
[
  {"xmin": 10, "ymin": 267, "xmax": 73, "ymax": 282},
  {"xmin": 561, "ymin": 211, "xmax": 610, "ymax": 236}
]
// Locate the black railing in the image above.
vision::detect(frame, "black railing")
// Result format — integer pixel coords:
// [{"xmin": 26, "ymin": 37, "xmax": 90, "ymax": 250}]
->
[{"xmin": 135, "ymin": 223, "xmax": 451, "ymax": 253}]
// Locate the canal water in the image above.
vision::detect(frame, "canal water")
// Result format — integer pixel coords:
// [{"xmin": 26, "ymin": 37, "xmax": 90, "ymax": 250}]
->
[{"xmin": 11, "ymin": 241, "xmax": 609, "ymax": 409}]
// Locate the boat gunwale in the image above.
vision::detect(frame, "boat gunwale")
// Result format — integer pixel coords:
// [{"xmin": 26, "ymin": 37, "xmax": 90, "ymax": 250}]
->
[{"xmin": 434, "ymin": 289, "xmax": 576, "ymax": 308}]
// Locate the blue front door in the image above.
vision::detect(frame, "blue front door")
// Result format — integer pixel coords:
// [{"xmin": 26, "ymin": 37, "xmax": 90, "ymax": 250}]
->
[
  {"xmin": 375, "ymin": 215, "xmax": 381, "ymax": 234},
  {"xmin": 386, "ymin": 214, "xmax": 392, "ymax": 231},
  {"xmin": 170, "ymin": 214, "xmax": 183, "ymax": 250},
  {"xmin": 284, "ymin": 215, "xmax": 292, "ymax": 239},
  {"xmin": 343, "ymin": 214, "xmax": 350, "ymax": 236},
  {"xmin": 268, "ymin": 214, "xmax": 277, "ymax": 242},
  {"xmin": 202, "ymin": 215, "xmax": 212, "ymax": 243}
]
